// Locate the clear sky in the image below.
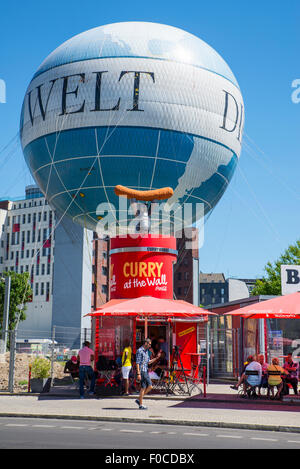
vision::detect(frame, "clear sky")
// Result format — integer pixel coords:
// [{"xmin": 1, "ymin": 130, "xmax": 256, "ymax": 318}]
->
[{"xmin": 0, "ymin": 0, "xmax": 299, "ymax": 279}]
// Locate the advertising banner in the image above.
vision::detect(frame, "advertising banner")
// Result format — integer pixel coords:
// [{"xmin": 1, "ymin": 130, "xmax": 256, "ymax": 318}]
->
[{"xmin": 110, "ymin": 235, "xmax": 177, "ymax": 299}]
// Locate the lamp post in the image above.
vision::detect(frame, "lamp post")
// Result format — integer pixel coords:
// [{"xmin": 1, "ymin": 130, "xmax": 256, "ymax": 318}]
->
[{"xmin": 1, "ymin": 276, "xmax": 11, "ymax": 354}]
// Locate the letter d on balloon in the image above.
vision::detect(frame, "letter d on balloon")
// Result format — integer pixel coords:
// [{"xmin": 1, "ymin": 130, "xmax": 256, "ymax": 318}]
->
[
  {"xmin": 220, "ymin": 89, "xmax": 244, "ymax": 141},
  {"xmin": 0, "ymin": 79, "xmax": 6, "ymax": 103}
]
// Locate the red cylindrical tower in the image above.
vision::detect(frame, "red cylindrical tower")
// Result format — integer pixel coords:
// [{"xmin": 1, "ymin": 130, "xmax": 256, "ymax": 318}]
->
[{"xmin": 109, "ymin": 235, "xmax": 177, "ymax": 300}]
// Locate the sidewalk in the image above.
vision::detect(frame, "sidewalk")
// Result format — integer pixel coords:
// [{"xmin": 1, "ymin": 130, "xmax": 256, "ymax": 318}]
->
[{"xmin": 1, "ymin": 383, "xmax": 300, "ymax": 434}]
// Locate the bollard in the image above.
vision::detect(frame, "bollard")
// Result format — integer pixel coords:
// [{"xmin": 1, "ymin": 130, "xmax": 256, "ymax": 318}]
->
[
  {"xmin": 28, "ymin": 364, "xmax": 32, "ymax": 393},
  {"xmin": 203, "ymin": 365, "xmax": 206, "ymax": 398}
]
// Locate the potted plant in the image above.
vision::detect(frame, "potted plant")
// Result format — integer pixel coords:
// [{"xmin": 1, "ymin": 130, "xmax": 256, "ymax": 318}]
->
[{"xmin": 30, "ymin": 357, "xmax": 51, "ymax": 393}]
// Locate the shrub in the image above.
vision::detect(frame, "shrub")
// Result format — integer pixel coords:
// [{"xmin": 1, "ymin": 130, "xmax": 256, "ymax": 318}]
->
[{"xmin": 31, "ymin": 357, "xmax": 51, "ymax": 379}]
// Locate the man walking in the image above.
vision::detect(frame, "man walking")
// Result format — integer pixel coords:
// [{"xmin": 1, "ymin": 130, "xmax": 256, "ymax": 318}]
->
[
  {"xmin": 77, "ymin": 341, "xmax": 96, "ymax": 399},
  {"xmin": 135, "ymin": 337, "xmax": 161, "ymax": 410}
]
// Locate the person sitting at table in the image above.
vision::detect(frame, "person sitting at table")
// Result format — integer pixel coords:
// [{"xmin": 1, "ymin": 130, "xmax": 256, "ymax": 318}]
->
[
  {"xmin": 64, "ymin": 355, "xmax": 79, "ymax": 379},
  {"xmin": 241, "ymin": 355, "xmax": 262, "ymax": 397},
  {"xmin": 230, "ymin": 355, "xmax": 259, "ymax": 391},
  {"xmin": 267, "ymin": 357, "xmax": 288, "ymax": 400},
  {"xmin": 148, "ymin": 341, "xmax": 163, "ymax": 381},
  {"xmin": 152, "ymin": 350, "xmax": 168, "ymax": 379},
  {"xmin": 283, "ymin": 354, "xmax": 299, "ymax": 395},
  {"xmin": 257, "ymin": 354, "xmax": 269, "ymax": 396}
]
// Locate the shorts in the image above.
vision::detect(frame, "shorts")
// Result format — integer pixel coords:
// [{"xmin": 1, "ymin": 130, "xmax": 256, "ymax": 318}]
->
[
  {"xmin": 141, "ymin": 371, "xmax": 152, "ymax": 389},
  {"xmin": 121, "ymin": 366, "xmax": 131, "ymax": 379}
]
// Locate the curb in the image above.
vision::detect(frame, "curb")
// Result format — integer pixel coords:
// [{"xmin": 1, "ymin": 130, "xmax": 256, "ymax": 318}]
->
[
  {"xmin": 2, "ymin": 392, "xmax": 300, "ymax": 408},
  {"xmin": 0, "ymin": 412, "xmax": 300, "ymax": 434}
]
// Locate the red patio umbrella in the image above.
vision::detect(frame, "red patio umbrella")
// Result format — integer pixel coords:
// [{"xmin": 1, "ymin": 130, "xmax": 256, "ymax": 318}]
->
[
  {"xmin": 88, "ymin": 296, "xmax": 217, "ymax": 319},
  {"xmin": 224, "ymin": 292, "xmax": 300, "ymax": 319}
]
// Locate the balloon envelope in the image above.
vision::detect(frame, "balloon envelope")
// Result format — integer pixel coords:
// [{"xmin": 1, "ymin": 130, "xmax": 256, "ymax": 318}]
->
[{"xmin": 20, "ymin": 22, "xmax": 244, "ymax": 231}]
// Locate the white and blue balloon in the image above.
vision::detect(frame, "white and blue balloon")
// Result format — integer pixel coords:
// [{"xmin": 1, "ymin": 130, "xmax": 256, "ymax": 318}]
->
[{"xmin": 20, "ymin": 22, "xmax": 244, "ymax": 231}]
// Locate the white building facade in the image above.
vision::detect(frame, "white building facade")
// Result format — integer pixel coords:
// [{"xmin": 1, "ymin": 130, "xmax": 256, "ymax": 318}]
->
[{"xmin": 0, "ymin": 185, "xmax": 55, "ymax": 335}]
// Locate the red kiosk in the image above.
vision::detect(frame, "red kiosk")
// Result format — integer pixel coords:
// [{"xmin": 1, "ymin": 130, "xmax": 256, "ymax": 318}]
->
[{"xmin": 89, "ymin": 186, "xmax": 215, "ymax": 390}]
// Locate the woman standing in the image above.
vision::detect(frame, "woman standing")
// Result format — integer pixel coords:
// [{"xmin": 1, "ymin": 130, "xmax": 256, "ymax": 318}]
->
[{"xmin": 122, "ymin": 339, "xmax": 132, "ymax": 395}]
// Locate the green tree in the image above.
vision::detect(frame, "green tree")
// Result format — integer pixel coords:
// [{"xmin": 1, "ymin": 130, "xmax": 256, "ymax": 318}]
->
[
  {"xmin": 0, "ymin": 271, "xmax": 32, "ymax": 331},
  {"xmin": 252, "ymin": 240, "xmax": 300, "ymax": 296}
]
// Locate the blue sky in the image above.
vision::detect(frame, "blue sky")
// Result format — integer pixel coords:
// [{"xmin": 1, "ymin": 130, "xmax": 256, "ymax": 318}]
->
[{"xmin": 0, "ymin": 0, "xmax": 299, "ymax": 279}]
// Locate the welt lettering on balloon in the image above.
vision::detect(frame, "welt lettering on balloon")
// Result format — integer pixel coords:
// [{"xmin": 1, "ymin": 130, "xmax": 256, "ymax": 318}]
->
[{"xmin": 24, "ymin": 70, "xmax": 243, "ymax": 138}]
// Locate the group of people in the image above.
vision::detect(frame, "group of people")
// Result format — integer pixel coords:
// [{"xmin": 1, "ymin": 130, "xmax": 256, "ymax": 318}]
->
[
  {"xmin": 230, "ymin": 353, "xmax": 299, "ymax": 400},
  {"xmin": 64, "ymin": 336, "xmax": 168, "ymax": 405}
]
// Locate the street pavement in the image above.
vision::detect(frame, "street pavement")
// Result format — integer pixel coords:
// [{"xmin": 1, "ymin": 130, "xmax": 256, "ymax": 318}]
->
[
  {"xmin": 2, "ymin": 417, "xmax": 300, "ymax": 449},
  {"xmin": 0, "ymin": 384, "xmax": 300, "ymax": 434}
]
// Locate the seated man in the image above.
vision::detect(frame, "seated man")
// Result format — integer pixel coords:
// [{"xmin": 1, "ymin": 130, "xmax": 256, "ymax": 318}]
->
[
  {"xmin": 64, "ymin": 356, "xmax": 79, "ymax": 379},
  {"xmin": 230, "ymin": 355, "xmax": 259, "ymax": 391},
  {"xmin": 283, "ymin": 354, "xmax": 299, "ymax": 395},
  {"xmin": 267, "ymin": 357, "xmax": 288, "ymax": 400}
]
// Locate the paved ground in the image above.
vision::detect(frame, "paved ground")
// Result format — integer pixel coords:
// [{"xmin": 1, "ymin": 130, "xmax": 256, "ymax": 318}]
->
[{"xmin": 1, "ymin": 383, "xmax": 300, "ymax": 434}]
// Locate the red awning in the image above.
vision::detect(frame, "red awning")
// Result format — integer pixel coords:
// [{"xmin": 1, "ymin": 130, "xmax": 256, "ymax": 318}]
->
[
  {"xmin": 87, "ymin": 296, "xmax": 217, "ymax": 319},
  {"xmin": 224, "ymin": 291, "xmax": 300, "ymax": 319}
]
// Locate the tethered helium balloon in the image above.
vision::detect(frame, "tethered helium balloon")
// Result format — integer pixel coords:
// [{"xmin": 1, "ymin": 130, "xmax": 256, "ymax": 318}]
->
[{"xmin": 20, "ymin": 22, "xmax": 244, "ymax": 232}]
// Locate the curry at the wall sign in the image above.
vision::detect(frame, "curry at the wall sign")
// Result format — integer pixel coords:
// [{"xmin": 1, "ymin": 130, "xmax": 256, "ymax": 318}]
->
[{"xmin": 109, "ymin": 235, "xmax": 177, "ymax": 300}]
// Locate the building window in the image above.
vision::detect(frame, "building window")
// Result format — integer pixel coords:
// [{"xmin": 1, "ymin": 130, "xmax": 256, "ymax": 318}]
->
[
  {"xmin": 27, "ymin": 231, "xmax": 30, "ymax": 243},
  {"xmin": 177, "ymin": 287, "xmax": 182, "ymax": 295},
  {"xmin": 184, "ymin": 272, "xmax": 189, "ymax": 281},
  {"xmin": 47, "ymin": 263, "xmax": 50, "ymax": 275},
  {"xmin": 36, "ymin": 264, "xmax": 39, "ymax": 275},
  {"xmin": 177, "ymin": 272, "xmax": 182, "ymax": 281},
  {"xmin": 42, "ymin": 264, "xmax": 45, "ymax": 275},
  {"xmin": 43, "ymin": 211, "xmax": 47, "ymax": 222},
  {"xmin": 102, "ymin": 284, "xmax": 108, "ymax": 294},
  {"xmin": 35, "ymin": 283, "xmax": 39, "ymax": 296},
  {"xmin": 41, "ymin": 282, "xmax": 44, "ymax": 295},
  {"xmin": 27, "ymin": 214, "xmax": 31, "ymax": 224}
]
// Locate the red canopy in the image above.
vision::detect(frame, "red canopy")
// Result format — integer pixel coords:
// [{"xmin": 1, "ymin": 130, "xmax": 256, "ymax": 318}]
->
[
  {"xmin": 88, "ymin": 296, "xmax": 217, "ymax": 319},
  {"xmin": 224, "ymin": 292, "xmax": 300, "ymax": 319}
]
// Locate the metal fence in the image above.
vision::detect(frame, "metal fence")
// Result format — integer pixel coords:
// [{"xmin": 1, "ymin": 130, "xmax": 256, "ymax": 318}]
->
[{"xmin": 0, "ymin": 326, "xmax": 91, "ymax": 392}]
